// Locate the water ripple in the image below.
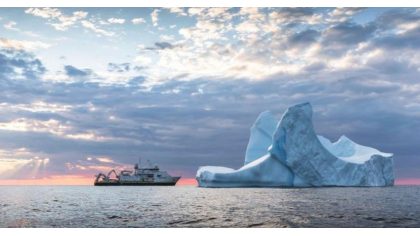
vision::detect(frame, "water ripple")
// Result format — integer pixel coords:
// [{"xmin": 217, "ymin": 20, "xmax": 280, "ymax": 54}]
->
[{"xmin": 0, "ymin": 186, "xmax": 420, "ymax": 227}]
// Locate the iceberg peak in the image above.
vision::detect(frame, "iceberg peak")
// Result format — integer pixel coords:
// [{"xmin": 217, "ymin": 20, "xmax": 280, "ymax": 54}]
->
[
  {"xmin": 338, "ymin": 135, "xmax": 351, "ymax": 142},
  {"xmin": 244, "ymin": 110, "xmax": 277, "ymax": 165},
  {"xmin": 284, "ymin": 102, "xmax": 313, "ymax": 120}
]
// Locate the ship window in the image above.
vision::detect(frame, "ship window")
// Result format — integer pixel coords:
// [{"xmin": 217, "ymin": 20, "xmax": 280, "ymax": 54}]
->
[
  {"xmin": 147, "ymin": 174, "xmax": 154, "ymax": 178},
  {"xmin": 157, "ymin": 175, "xmax": 161, "ymax": 177}
]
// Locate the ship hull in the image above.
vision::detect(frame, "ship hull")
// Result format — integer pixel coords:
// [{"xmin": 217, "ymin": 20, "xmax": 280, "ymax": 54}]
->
[
  {"xmin": 94, "ymin": 177, "xmax": 181, "ymax": 186},
  {"xmin": 94, "ymin": 182, "xmax": 178, "ymax": 186}
]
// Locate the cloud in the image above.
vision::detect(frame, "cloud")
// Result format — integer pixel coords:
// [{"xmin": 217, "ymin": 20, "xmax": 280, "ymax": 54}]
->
[
  {"xmin": 289, "ymin": 29, "xmax": 320, "ymax": 45},
  {"xmin": 107, "ymin": 63, "xmax": 130, "ymax": 73},
  {"xmin": 128, "ymin": 76, "xmax": 146, "ymax": 85},
  {"xmin": 25, "ymin": 7, "xmax": 61, "ymax": 19},
  {"xmin": 0, "ymin": 118, "xmax": 69, "ymax": 136},
  {"xmin": 0, "ymin": 47, "xmax": 46, "ymax": 80},
  {"xmin": 327, "ymin": 8, "xmax": 366, "ymax": 22},
  {"xmin": 376, "ymin": 28, "xmax": 420, "ymax": 50},
  {"xmin": 146, "ymin": 42, "xmax": 176, "ymax": 50},
  {"xmin": 373, "ymin": 10, "xmax": 420, "ymax": 50},
  {"xmin": 81, "ymin": 20, "xmax": 115, "ymax": 37},
  {"xmin": 375, "ymin": 8, "xmax": 420, "ymax": 31},
  {"xmin": 24, "ymin": 7, "xmax": 117, "ymax": 38},
  {"xmin": 159, "ymin": 8, "xmax": 413, "ymax": 80},
  {"xmin": 25, "ymin": 8, "xmax": 88, "ymax": 31},
  {"xmin": 0, "ymin": 149, "xmax": 50, "ymax": 179},
  {"xmin": 323, "ymin": 22, "xmax": 376, "ymax": 45},
  {"xmin": 107, "ymin": 18, "xmax": 125, "ymax": 24},
  {"xmin": 134, "ymin": 55, "xmax": 152, "ymax": 65},
  {"xmin": 151, "ymin": 9, "xmax": 160, "ymax": 26},
  {"xmin": 319, "ymin": 22, "xmax": 377, "ymax": 57},
  {"xmin": 132, "ymin": 17, "xmax": 146, "ymax": 24},
  {"xmin": 160, "ymin": 34, "xmax": 175, "ymax": 41},
  {"xmin": 64, "ymin": 65, "xmax": 92, "ymax": 77},
  {"xmin": 1, "ymin": 8, "xmax": 420, "ymax": 181},
  {"xmin": 4, "ymin": 21, "xmax": 19, "ymax": 31},
  {"xmin": 169, "ymin": 7, "xmax": 187, "ymax": 16},
  {"xmin": 2, "ymin": 21, "xmax": 40, "ymax": 37},
  {"xmin": 1, "ymin": 62, "xmax": 420, "ymax": 179},
  {"xmin": 0, "ymin": 38, "xmax": 50, "ymax": 51},
  {"xmin": 1, "ymin": 105, "xmax": 143, "ymax": 148},
  {"xmin": 269, "ymin": 8, "xmax": 323, "ymax": 25}
]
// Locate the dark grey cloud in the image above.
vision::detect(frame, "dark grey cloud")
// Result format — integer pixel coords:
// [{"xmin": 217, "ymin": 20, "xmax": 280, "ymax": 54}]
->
[
  {"xmin": 0, "ymin": 49, "xmax": 46, "ymax": 80},
  {"xmin": 145, "ymin": 42, "xmax": 179, "ymax": 51},
  {"xmin": 376, "ymin": 27, "xmax": 420, "ymax": 50},
  {"xmin": 133, "ymin": 66, "xmax": 146, "ymax": 71},
  {"xmin": 107, "ymin": 62, "xmax": 130, "ymax": 73},
  {"xmin": 155, "ymin": 42, "xmax": 174, "ymax": 49},
  {"xmin": 375, "ymin": 8, "xmax": 420, "ymax": 30},
  {"xmin": 289, "ymin": 29, "xmax": 320, "ymax": 45},
  {"xmin": 274, "ymin": 7, "xmax": 318, "ymax": 24},
  {"xmin": 366, "ymin": 56, "xmax": 419, "ymax": 75},
  {"xmin": 128, "ymin": 76, "xmax": 146, "ymax": 86},
  {"xmin": 64, "ymin": 65, "xmax": 92, "ymax": 77},
  {"xmin": 1, "ymin": 69, "xmax": 420, "ymax": 178},
  {"xmin": 303, "ymin": 62, "xmax": 326, "ymax": 72},
  {"xmin": 367, "ymin": 9, "xmax": 420, "ymax": 50},
  {"xmin": 321, "ymin": 22, "xmax": 377, "ymax": 56}
]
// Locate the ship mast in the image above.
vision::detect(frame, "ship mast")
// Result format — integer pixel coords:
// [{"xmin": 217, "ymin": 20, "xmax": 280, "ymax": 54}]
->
[{"xmin": 135, "ymin": 157, "xmax": 141, "ymax": 170}]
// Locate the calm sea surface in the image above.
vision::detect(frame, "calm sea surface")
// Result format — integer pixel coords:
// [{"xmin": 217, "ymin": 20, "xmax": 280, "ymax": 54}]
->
[{"xmin": 0, "ymin": 185, "xmax": 419, "ymax": 228}]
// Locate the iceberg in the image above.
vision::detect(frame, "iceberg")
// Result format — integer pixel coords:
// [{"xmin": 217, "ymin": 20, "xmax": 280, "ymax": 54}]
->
[{"xmin": 196, "ymin": 102, "xmax": 394, "ymax": 187}]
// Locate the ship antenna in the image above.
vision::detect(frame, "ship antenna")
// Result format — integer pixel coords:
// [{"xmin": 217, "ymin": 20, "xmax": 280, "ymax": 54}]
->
[{"xmin": 139, "ymin": 157, "xmax": 141, "ymax": 167}]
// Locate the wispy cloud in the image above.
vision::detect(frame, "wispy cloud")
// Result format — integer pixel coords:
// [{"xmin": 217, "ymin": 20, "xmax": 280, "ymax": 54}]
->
[
  {"xmin": 131, "ymin": 17, "xmax": 146, "ymax": 24},
  {"xmin": 151, "ymin": 9, "xmax": 160, "ymax": 26},
  {"xmin": 25, "ymin": 8, "xmax": 88, "ymax": 31},
  {"xmin": 3, "ymin": 21, "xmax": 19, "ymax": 31},
  {"xmin": 107, "ymin": 18, "xmax": 125, "ymax": 24},
  {"xmin": 0, "ymin": 38, "xmax": 50, "ymax": 51},
  {"xmin": 81, "ymin": 20, "xmax": 115, "ymax": 37}
]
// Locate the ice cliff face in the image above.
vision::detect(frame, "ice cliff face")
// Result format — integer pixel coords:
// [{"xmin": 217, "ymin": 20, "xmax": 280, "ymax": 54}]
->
[
  {"xmin": 244, "ymin": 111, "xmax": 277, "ymax": 165},
  {"xmin": 196, "ymin": 102, "xmax": 394, "ymax": 187}
]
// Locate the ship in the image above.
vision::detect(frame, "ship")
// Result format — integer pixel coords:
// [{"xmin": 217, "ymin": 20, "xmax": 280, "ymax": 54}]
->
[{"xmin": 94, "ymin": 160, "xmax": 181, "ymax": 186}]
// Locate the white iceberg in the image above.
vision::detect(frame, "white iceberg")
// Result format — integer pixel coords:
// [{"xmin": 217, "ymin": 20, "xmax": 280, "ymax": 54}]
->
[{"xmin": 196, "ymin": 102, "xmax": 394, "ymax": 187}]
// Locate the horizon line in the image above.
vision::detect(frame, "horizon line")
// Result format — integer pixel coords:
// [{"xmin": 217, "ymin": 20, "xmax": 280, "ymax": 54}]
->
[{"xmin": 0, "ymin": 177, "xmax": 419, "ymax": 186}]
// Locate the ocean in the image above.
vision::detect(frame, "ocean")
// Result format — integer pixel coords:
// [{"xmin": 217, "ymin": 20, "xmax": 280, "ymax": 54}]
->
[{"xmin": 0, "ymin": 185, "xmax": 419, "ymax": 228}]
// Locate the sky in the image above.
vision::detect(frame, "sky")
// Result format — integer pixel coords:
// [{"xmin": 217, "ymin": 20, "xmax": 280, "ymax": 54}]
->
[{"xmin": 0, "ymin": 7, "xmax": 419, "ymax": 185}]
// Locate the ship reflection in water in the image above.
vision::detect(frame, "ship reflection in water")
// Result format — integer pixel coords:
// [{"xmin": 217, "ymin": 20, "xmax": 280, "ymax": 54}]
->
[{"xmin": 94, "ymin": 160, "xmax": 181, "ymax": 186}]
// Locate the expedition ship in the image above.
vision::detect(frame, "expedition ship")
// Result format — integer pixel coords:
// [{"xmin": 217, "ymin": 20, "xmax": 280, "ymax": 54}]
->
[{"xmin": 94, "ymin": 160, "xmax": 181, "ymax": 186}]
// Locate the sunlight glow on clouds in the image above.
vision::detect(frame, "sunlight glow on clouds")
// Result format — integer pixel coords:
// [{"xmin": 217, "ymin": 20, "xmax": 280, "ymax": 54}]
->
[
  {"xmin": 0, "ymin": 7, "xmax": 419, "ymax": 183},
  {"xmin": 0, "ymin": 117, "xmax": 116, "ymax": 142},
  {"xmin": 0, "ymin": 101, "xmax": 71, "ymax": 113},
  {"xmin": 0, "ymin": 148, "xmax": 50, "ymax": 179},
  {"xmin": 0, "ymin": 38, "xmax": 51, "ymax": 51}
]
